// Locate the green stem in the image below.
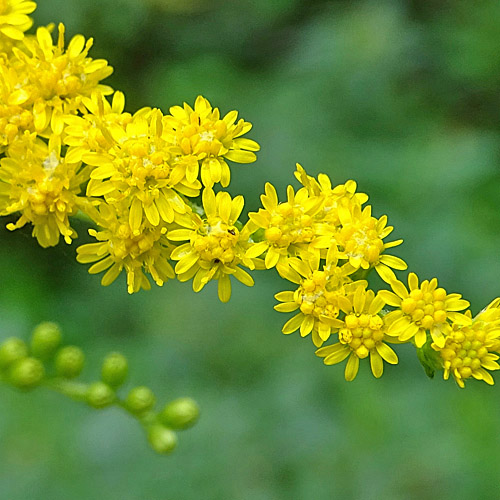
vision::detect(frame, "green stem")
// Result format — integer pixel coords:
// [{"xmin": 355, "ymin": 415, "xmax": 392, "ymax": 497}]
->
[{"xmin": 42, "ymin": 378, "xmax": 89, "ymax": 402}]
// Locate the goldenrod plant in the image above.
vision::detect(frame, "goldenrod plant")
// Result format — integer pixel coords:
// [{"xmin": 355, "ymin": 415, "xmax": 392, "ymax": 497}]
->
[{"xmin": 0, "ymin": 1, "xmax": 499, "ymax": 458}]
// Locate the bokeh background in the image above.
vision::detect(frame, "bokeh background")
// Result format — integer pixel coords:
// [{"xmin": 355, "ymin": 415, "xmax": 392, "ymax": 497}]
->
[{"xmin": 2, "ymin": 0, "xmax": 500, "ymax": 498}]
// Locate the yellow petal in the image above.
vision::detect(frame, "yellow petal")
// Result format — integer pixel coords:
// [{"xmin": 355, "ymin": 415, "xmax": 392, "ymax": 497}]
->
[
  {"xmin": 274, "ymin": 302, "xmax": 300, "ymax": 313},
  {"xmin": 218, "ymin": 275, "xmax": 232, "ymax": 302},
  {"xmin": 129, "ymin": 198, "xmax": 143, "ymax": 233},
  {"xmin": 282, "ymin": 313, "xmax": 304, "ymax": 334},
  {"xmin": 345, "ymin": 354, "xmax": 360, "ymax": 381},
  {"xmin": 380, "ymin": 254, "xmax": 407, "ymax": 270},
  {"xmin": 370, "ymin": 350, "xmax": 384, "ymax": 378},
  {"xmin": 376, "ymin": 343, "xmax": 398, "ymax": 364}
]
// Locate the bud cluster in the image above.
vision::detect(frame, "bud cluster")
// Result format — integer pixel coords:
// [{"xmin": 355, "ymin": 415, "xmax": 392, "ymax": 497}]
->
[{"xmin": 0, "ymin": 322, "xmax": 199, "ymax": 455}]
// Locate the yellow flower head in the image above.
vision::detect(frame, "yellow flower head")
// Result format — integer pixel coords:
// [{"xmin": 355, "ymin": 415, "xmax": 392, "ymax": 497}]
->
[
  {"xmin": 0, "ymin": 132, "xmax": 86, "ymax": 247},
  {"xmin": 162, "ymin": 96, "xmax": 259, "ymax": 188},
  {"xmin": 295, "ymin": 163, "xmax": 368, "ymax": 227},
  {"xmin": 83, "ymin": 108, "xmax": 199, "ymax": 234},
  {"xmin": 315, "ymin": 286, "xmax": 398, "ymax": 381},
  {"xmin": 432, "ymin": 298, "xmax": 500, "ymax": 388},
  {"xmin": 9, "ymin": 23, "xmax": 113, "ymax": 134},
  {"xmin": 315, "ymin": 203, "xmax": 407, "ymax": 282},
  {"xmin": 0, "ymin": 0, "xmax": 36, "ymax": 42},
  {"xmin": 274, "ymin": 255, "xmax": 360, "ymax": 347},
  {"xmin": 0, "ymin": 59, "xmax": 35, "ymax": 148},
  {"xmin": 246, "ymin": 182, "xmax": 323, "ymax": 276},
  {"xmin": 380, "ymin": 272, "xmax": 471, "ymax": 348},
  {"xmin": 64, "ymin": 91, "xmax": 133, "ymax": 158},
  {"xmin": 168, "ymin": 188, "xmax": 256, "ymax": 302},
  {"xmin": 293, "ymin": 164, "xmax": 405, "ymax": 281},
  {"xmin": 76, "ymin": 201, "xmax": 175, "ymax": 294}
]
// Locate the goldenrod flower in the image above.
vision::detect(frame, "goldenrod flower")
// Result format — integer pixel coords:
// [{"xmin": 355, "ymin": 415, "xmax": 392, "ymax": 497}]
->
[
  {"xmin": 315, "ymin": 286, "xmax": 398, "ymax": 380},
  {"xmin": 9, "ymin": 23, "xmax": 113, "ymax": 134},
  {"xmin": 0, "ymin": 59, "xmax": 35, "ymax": 148},
  {"xmin": 246, "ymin": 182, "xmax": 323, "ymax": 276},
  {"xmin": 432, "ymin": 298, "xmax": 500, "ymax": 388},
  {"xmin": 315, "ymin": 204, "xmax": 407, "ymax": 282},
  {"xmin": 83, "ymin": 108, "xmax": 199, "ymax": 234},
  {"xmin": 76, "ymin": 202, "xmax": 175, "ymax": 293},
  {"xmin": 295, "ymin": 163, "xmax": 368, "ymax": 227},
  {"xmin": 380, "ymin": 272, "xmax": 471, "ymax": 348},
  {"xmin": 0, "ymin": 0, "xmax": 36, "ymax": 41},
  {"xmin": 294, "ymin": 163, "xmax": 406, "ymax": 281},
  {"xmin": 64, "ymin": 91, "xmax": 133, "ymax": 159},
  {"xmin": 162, "ymin": 95, "xmax": 259, "ymax": 188},
  {"xmin": 0, "ymin": 132, "xmax": 86, "ymax": 247},
  {"xmin": 274, "ymin": 256, "xmax": 359, "ymax": 347},
  {"xmin": 167, "ymin": 188, "xmax": 256, "ymax": 302}
]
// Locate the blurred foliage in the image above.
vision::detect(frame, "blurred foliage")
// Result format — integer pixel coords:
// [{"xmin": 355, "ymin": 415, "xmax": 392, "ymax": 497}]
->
[{"xmin": 2, "ymin": 0, "xmax": 500, "ymax": 498}]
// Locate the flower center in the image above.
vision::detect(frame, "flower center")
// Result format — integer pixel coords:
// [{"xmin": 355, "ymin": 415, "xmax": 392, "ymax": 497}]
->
[
  {"xmin": 298, "ymin": 270, "xmax": 349, "ymax": 319},
  {"xmin": 339, "ymin": 220, "xmax": 384, "ymax": 264},
  {"xmin": 440, "ymin": 327, "xmax": 488, "ymax": 380},
  {"xmin": 401, "ymin": 287, "xmax": 447, "ymax": 329},
  {"xmin": 193, "ymin": 218, "xmax": 239, "ymax": 264},
  {"xmin": 265, "ymin": 203, "xmax": 314, "ymax": 247},
  {"xmin": 125, "ymin": 141, "xmax": 171, "ymax": 187},
  {"xmin": 339, "ymin": 313, "xmax": 384, "ymax": 359},
  {"xmin": 111, "ymin": 224, "xmax": 160, "ymax": 260}
]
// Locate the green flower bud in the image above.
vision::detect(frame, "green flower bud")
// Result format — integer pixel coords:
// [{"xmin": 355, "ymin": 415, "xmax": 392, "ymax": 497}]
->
[
  {"xmin": 86, "ymin": 382, "xmax": 115, "ymax": 409},
  {"xmin": 0, "ymin": 337, "xmax": 28, "ymax": 370},
  {"xmin": 159, "ymin": 397, "xmax": 200, "ymax": 430},
  {"xmin": 55, "ymin": 346, "xmax": 85, "ymax": 379},
  {"xmin": 8, "ymin": 357, "xmax": 45, "ymax": 390},
  {"xmin": 30, "ymin": 322, "xmax": 62, "ymax": 359},
  {"xmin": 125, "ymin": 386, "xmax": 156, "ymax": 415},
  {"xmin": 101, "ymin": 352, "xmax": 128, "ymax": 388},
  {"xmin": 147, "ymin": 424, "xmax": 177, "ymax": 455}
]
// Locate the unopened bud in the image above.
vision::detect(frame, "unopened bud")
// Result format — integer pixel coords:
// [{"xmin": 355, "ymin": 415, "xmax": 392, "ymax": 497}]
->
[
  {"xmin": 30, "ymin": 322, "xmax": 62, "ymax": 359},
  {"xmin": 159, "ymin": 397, "xmax": 200, "ymax": 430},
  {"xmin": 9, "ymin": 357, "xmax": 45, "ymax": 389},
  {"xmin": 125, "ymin": 386, "xmax": 156, "ymax": 415},
  {"xmin": 101, "ymin": 352, "xmax": 128, "ymax": 387},
  {"xmin": 86, "ymin": 382, "xmax": 115, "ymax": 409},
  {"xmin": 147, "ymin": 424, "xmax": 177, "ymax": 454},
  {"xmin": 55, "ymin": 346, "xmax": 85, "ymax": 378},
  {"xmin": 0, "ymin": 338, "xmax": 28, "ymax": 370}
]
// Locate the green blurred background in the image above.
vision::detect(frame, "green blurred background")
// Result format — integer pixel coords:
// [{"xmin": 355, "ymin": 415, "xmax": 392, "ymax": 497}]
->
[{"xmin": 2, "ymin": 0, "xmax": 500, "ymax": 498}]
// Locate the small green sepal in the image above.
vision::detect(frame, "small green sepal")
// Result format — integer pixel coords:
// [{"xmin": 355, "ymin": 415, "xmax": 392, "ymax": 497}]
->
[{"xmin": 416, "ymin": 336, "xmax": 443, "ymax": 379}]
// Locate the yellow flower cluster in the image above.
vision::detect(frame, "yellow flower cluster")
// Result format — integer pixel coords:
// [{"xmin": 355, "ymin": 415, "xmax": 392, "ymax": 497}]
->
[
  {"xmin": 0, "ymin": 1, "xmax": 260, "ymax": 297},
  {"xmin": 1, "ymin": 0, "xmax": 499, "ymax": 388}
]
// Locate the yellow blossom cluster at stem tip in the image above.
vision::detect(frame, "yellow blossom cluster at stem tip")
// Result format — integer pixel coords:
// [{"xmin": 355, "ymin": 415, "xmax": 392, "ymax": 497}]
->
[{"xmin": 1, "ymin": 0, "xmax": 499, "ymax": 388}]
